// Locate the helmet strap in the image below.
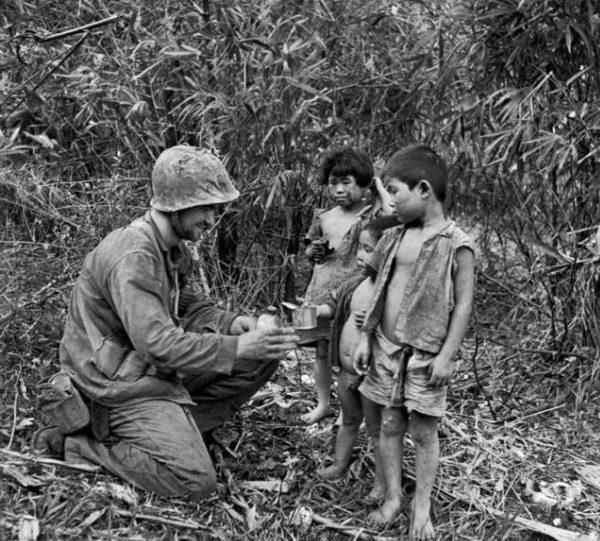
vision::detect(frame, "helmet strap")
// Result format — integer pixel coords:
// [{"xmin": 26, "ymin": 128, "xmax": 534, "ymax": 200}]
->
[{"xmin": 169, "ymin": 211, "xmax": 187, "ymax": 240}]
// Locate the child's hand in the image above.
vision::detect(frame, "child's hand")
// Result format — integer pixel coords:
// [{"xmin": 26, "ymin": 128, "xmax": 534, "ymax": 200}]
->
[
  {"xmin": 352, "ymin": 334, "xmax": 371, "ymax": 375},
  {"xmin": 316, "ymin": 304, "xmax": 333, "ymax": 319},
  {"xmin": 308, "ymin": 240, "xmax": 332, "ymax": 263},
  {"xmin": 309, "ymin": 244, "xmax": 326, "ymax": 263},
  {"xmin": 427, "ymin": 356, "xmax": 455, "ymax": 386},
  {"xmin": 353, "ymin": 309, "xmax": 366, "ymax": 328}
]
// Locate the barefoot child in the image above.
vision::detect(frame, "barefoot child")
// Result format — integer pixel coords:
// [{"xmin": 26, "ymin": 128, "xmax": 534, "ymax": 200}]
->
[
  {"xmin": 301, "ymin": 148, "xmax": 391, "ymax": 424},
  {"xmin": 353, "ymin": 145, "xmax": 475, "ymax": 540},
  {"xmin": 313, "ymin": 216, "xmax": 398, "ymax": 496}
]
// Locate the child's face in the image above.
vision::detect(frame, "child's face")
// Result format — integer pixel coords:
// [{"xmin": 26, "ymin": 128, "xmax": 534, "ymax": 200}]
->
[
  {"xmin": 356, "ymin": 229, "xmax": 377, "ymax": 269},
  {"xmin": 328, "ymin": 174, "xmax": 364, "ymax": 209},
  {"xmin": 385, "ymin": 176, "xmax": 424, "ymax": 223}
]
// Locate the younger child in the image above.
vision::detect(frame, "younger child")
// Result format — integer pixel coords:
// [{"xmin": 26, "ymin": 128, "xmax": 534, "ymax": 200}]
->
[
  {"xmin": 313, "ymin": 216, "xmax": 398, "ymax": 496},
  {"xmin": 353, "ymin": 145, "xmax": 475, "ymax": 540},
  {"xmin": 301, "ymin": 147, "xmax": 390, "ymax": 424}
]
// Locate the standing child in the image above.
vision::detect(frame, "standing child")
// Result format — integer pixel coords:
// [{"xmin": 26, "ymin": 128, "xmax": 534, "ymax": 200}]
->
[
  {"xmin": 301, "ymin": 148, "xmax": 390, "ymax": 424},
  {"xmin": 313, "ymin": 217, "xmax": 398, "ymax": 497},
  {"xmin": 353, "ymin": 145, "xmax": 475, "ymax": 540}
]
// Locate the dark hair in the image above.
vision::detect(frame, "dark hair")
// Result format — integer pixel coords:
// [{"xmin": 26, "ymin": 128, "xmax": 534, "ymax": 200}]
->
[
  {"xmin": 361, "ymin": 215, "xmax": 401, "ymax": 242},
  {"xmin": 384, "ymin": 145, "xmax": 448, "ymax": 202},
  {"xmin": 317, "ymin": 147, "xmax": 374, "ymax": 187}
]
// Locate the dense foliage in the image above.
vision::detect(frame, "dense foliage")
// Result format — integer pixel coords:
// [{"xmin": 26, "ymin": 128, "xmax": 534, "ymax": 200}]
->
[
  {"xmin": 2, "ymin": 2, "xmax": 600, "ymax": 540},
  {"xmin": 1, "ymin": 0, "xmax": 599, "ymax": 389}
]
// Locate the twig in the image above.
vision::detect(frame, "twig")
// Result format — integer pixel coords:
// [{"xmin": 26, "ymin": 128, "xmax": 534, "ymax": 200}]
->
[
  {"xmin": 4, "ymin": 366, "xmax": 22, "ymax": 450},
  {"xmin": 470, "ymin": 331, "xmax": 497, "ymax": 420},
  {"xmin": 34, "ymin": 13, "xmax": 124, "ymax": 42},
  {"xmin": 0, "ymin": 196, "xmax": 80, "ymax": 228},
  {"xmin": 403, "ymin": 463, "xmax": 596, "ymax": 541},
  {"xmin": 0, "ymin": 448, "xmax": 101, "ymax": 473},
  {"xmin": 113, "ymin": 507, "xmax": 210, "ymax": 530},
  {"xmin": 479, "ymin": 272, "xmax": 553, "ymax": 318},
  {"xmin": 9, "ymin": 31, "xmax": 90, "ymax": 116},
  {"xmin": 310, "ymin": 512, "xmax": 376, "ymax": 540},
  {"xmin": 500, "ymin": 402, "xmax": 566, "ymax": 425},
  {"xmin": 484, "ymin": 336, "xmax": 592, "ymax": 361}
]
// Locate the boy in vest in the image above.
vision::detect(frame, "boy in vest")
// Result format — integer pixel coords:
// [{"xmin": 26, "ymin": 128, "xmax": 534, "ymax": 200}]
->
[{"xmin": 353, "ymin": 145, "xmax": 475, "ymax": 540}]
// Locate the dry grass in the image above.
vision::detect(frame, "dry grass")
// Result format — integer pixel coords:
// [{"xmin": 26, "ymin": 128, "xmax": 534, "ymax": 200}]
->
[
  {"xmin": 2, "ymin": 174, "xmax": 599, "ymax": 540},
  {"xmin": 1, "ymin": 292, "xmax": 600, "ymax": 540},
  {"xmin": 1, "ymin": 2, "xmax": 600, "ymax": 538}
]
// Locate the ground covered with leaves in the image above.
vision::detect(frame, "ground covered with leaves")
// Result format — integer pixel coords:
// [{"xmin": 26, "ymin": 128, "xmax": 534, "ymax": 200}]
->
[
  {"xmin": 2, "ymin": 224, "xmax": 600, "ymax": 540},
  {"xmin": 2, "ymin": 0, "xmax": 600, "ymax": 538},
  {"xmin": 1, "ymin": 323, "xmax": 600, "ymax": 540}
]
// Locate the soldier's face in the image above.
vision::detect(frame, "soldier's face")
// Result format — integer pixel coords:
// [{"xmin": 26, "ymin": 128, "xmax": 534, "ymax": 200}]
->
[{"xmin": 178, "ymin": 205, "xmax": 217, "ymax": 242}]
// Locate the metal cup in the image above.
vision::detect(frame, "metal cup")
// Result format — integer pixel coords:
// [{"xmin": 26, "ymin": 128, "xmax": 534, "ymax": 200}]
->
[{"xmin": 292, "ymin": 305, "xmax": 317, "ymax": 329}]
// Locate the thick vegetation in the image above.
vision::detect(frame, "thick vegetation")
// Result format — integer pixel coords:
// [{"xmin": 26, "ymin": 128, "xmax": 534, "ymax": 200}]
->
[{"xmin": 1, "ymin": 1, "xmax": 599, "ymax": 539}]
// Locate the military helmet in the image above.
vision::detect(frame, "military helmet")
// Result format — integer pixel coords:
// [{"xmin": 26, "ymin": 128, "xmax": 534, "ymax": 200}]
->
[{"xmin": 150, "ymin": 145, "xmax": 240, "ymax": 211}]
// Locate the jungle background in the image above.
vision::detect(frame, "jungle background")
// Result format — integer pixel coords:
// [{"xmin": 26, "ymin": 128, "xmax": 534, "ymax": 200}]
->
[{"xmin": 1, "ymin": 0, "xmax": 600, "ymax": 539}]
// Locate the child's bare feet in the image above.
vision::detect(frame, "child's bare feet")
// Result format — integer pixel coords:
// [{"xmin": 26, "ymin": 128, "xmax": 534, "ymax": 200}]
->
[
  {"xmin": 317, "ymin": 462, "xmax": 346, "ymax": 480},
  {"xmin": 409, "ymin": 499, "xmax": 435, "ymax": 540},
  {"xmin": 300, "ymin": 404, "xmax": 332, "ymax": 424},
  {"xmin": 367, "ymin": 496, "xmax": 402, "ymax": 526},
  {"xmin": 365, "ymin": 482, "xmax": 385, "ymax": 504}
]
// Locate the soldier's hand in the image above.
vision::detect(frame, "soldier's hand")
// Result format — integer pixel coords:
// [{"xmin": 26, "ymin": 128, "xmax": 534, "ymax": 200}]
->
[
  {"xmin": 230, "ymin": 315, "xmax": 257, "ymax": 335},
  {"xmin": 236, "ymin": 327, "xmax": 299, "ymax": 361}
]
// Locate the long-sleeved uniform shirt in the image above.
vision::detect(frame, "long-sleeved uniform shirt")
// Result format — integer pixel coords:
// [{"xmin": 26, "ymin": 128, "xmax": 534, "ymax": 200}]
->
[{"xmin": 59, "ymin": 211, "xmax": 238, "ymax": 406}]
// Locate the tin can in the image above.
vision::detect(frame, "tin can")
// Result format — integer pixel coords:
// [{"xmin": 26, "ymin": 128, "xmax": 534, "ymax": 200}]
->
[{"xmin": 292, "ymin": 305, "xmax": 317, "ymax": 329}]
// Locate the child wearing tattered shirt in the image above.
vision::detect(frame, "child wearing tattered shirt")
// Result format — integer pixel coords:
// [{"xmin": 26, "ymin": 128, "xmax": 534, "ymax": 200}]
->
[{"xmin": 353, "ymin": 145, "xmax": 475, "ymax": 540}]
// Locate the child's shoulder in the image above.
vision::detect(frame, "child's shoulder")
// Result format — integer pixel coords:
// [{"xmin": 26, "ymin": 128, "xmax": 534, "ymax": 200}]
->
[
  {"xmin": 378, "ymin": 224, "xmax": 405, "ymax": 245},
  {"xmin": 310, "ymin": 207, "xmax": 328, "ymax": 219},
  {"xmin": 447, "ymin": 221, "xmax": 475, "ymax": 252}
]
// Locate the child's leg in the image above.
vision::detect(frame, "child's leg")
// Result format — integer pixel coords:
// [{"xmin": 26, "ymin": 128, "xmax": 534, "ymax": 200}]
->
[
  {"xmin": 318, "ymin": 382, "xmax": 362, "ymax": 479},
  {"xmin": 361, "ymin": 396, "xmax": 385, "ymax": 501},
  {"xmin": 369, "ymin": 406, "xmax": 408, "ymax": 525},
  {"xmin": 408, "ymin": 411, "xmax": 438, "ymax": 541},
  {"xmin": 301, "ymin": 339, "xmax": 332, "ymax": 423}
]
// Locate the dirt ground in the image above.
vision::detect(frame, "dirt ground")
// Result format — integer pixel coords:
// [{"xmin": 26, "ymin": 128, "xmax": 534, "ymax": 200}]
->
[{"xmin": 1, "ymin": 242, "xmax": 600, "ymax": 540}]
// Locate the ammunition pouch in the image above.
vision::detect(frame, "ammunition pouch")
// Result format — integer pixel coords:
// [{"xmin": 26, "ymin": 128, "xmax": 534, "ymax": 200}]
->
[
  {"xmin": 39, "ymin": 371, "xmax": 112, "ymax": 442},
  {"xmin": 38, "ymin": 371, "xmax": 90, "ymax": 433}
]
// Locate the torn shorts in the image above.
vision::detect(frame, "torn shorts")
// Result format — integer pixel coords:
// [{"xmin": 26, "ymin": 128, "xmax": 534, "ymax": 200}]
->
[{"xmin": 358, "ymin": 327, "xmax": 447, "ymax": 417}]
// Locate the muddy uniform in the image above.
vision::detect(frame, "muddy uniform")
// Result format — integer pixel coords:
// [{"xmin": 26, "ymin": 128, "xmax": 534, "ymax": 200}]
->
[{"xmin": 59, "ymin": 212, "xmax": 277, "ymax": 499}]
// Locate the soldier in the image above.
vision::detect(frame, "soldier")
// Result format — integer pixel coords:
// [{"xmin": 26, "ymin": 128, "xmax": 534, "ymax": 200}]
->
[{"xmin": 34, "ymin": 145, "xmax": 298, "ymax": 500}]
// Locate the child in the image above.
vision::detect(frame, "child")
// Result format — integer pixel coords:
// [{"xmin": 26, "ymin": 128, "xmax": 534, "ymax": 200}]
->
[
  {"xmin": 301, "ymin": 147, "xmax": 391, "ymax": 424},
  {"xmin": 353, "ymin": 145, "xmax": 475, "ymax": 540},
  {"xmin": 313, "ymin": 216, "xmax": 399, "ymax": 497}
]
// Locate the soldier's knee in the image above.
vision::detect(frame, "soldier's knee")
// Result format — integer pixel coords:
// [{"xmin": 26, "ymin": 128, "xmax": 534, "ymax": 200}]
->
[
  {"xmin": 380, "ymin": 408, "xmax": 407, "ymax": 437},
  {"xmin": 185, "ymin": 462, "xmax": 217, "ymax": 501}
]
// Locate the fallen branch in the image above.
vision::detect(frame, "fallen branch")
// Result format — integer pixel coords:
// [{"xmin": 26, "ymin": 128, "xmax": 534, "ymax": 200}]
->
[
  {"xmin": 486, "ymin": 509, "xmax": 598, "ymax": 541},
  {"xmin": 403, "ymin": 464, "xmax": 598, "ymax": 541},
  {"xmin": 311, "ymin": 511, "xmax": 373, "ymax": 540},
  {"xmin": 4, "ymin": 365, "xmax": 21, "ymax": 450},
  {"xmin": 0, "ymin": 448, "xmax": 101, "ymax": 473},
  {"xmin": 113, "ymin": 507, "xmax": 211, "ymax": 530}
]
